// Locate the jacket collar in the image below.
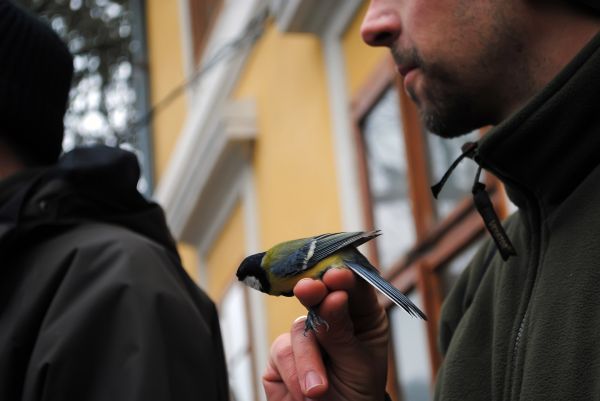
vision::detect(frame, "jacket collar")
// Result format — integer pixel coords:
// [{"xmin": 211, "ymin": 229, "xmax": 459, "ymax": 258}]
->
[{"xmin": 477, "ymin": 30, "xmax": 600, "ymax": 213}]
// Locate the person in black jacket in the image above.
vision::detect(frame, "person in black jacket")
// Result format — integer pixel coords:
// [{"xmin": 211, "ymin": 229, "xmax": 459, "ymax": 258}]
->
[
  {"xmin": 266, "ymin": 1, "xmax": 600, "ymax": 401},
  {"xmin": 0, "ymin": 2, "xmax": 229, "ymax": 400}
]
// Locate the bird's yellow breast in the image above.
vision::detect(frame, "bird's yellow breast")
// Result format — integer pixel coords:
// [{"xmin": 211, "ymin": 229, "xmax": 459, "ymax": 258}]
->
[{"xmin": 266, "ymin": 253, "xmax": 346, "ymax": 296}]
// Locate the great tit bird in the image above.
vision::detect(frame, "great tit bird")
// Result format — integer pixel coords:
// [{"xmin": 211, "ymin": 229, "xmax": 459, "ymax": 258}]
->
[{"xmin": 236, "ymin": 230, "xmax": 427, "ymax": 332}]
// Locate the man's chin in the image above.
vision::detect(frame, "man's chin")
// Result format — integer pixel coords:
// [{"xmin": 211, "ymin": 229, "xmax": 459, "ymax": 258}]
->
[
  {"xmin": 421, "ymin": 110, "xmax": 478, "ymax": 139},
  {"xmin": 408, "ymin": 85, "xmax": 483, "ymax": 138}
]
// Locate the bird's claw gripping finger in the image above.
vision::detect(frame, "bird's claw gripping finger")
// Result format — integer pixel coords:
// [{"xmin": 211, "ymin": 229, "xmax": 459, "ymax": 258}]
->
[{"xmin": 304, "ymin": 308, "xmax": 330, "ymax": 335}]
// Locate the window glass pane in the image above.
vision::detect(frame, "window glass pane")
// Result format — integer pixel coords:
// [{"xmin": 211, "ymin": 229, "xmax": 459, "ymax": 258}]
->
[
  {"xmin": 506, "ymin": 194, "xmax": 519, "ymax": 215},
  {"xmin": 362, "ymin": 87, "xmax": 416, "ymax": 269},
  {"xmin": 426, "ymin": 131, "xmax": 480, "ymax": 220},
  {"xmin": 389, "ymin": 292, "xmax": 432, "ymax": 401}
]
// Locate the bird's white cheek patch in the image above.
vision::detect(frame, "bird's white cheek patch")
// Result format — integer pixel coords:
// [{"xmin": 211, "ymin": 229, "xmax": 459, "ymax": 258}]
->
[{"xmin": 243, "ymin": 276, "xmax": 262, "ymax": 291}]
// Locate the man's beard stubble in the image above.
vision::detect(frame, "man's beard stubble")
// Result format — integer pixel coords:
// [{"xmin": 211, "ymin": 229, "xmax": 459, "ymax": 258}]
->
[
  {"xmin": 392, "ymin": 47, "xmax": 483, "ymax": 139},
  {"xmin": 414, "ymin": 82, "xmax": 480, "ymax": 139}
]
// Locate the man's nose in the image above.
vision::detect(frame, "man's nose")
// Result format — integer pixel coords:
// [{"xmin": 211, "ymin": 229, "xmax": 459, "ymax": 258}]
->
[{"xmin": 360, "ymin": 1, "xmax": 401, "ymax": 47}]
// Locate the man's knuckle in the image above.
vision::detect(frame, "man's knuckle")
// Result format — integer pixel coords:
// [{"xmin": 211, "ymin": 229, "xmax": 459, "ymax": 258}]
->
[{"xmin": 274, "ymin": 341, "xmax": 294, "ymax": 363}]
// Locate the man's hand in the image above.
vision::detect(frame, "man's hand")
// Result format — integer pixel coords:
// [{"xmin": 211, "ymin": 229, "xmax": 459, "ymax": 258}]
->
[{"xmin": 263, "ymin": 268, "xmax": 389, "ymax": 401}]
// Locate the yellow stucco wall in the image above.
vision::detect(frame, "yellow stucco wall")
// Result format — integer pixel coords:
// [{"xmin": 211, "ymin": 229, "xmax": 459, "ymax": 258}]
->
[
  {"xmin": 342, "ymin": 2, "xmax": 388, "ymax": 96},
  {"xmin": 178, "ymin": 243, "xmax": 200, "ymax": 283},
  {"xmin": 145, "ymin": 0, "xmax": 187, "ymax": 183},
  {"xmin": 233, "ymin": 24, "xmax": 344, "ymax": 341},
  {"xmin": 205, "ymin": 201, "xmax": 246, "ymax": 302}
]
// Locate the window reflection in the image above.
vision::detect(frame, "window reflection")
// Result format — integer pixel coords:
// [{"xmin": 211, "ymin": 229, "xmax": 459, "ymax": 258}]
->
[
  {"xmin": 389, "ymin": 292, "xmax": 431, "ymax": 401},
  {"xmin": 362, "ymin": 87, "xmax": 416, "ymax": 269},
  {"xmin": 425, "ymin": 131, "xmax": 480, "ymax": 220}
]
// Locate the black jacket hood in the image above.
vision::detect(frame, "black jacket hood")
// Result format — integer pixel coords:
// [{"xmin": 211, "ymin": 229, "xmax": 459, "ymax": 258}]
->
[{"xmin": 0, "ymin": 145, "xmax": 178, "ymax": 257}]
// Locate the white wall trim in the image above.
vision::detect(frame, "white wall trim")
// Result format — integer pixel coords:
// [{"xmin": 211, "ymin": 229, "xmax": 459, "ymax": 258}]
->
[
  {"xmin": 172, "ymin": 98, "xmax": 257, "ymax": 246},
  {"xmin": 271, "ymin": 0, "xmax": 350, "ymax": 36},
  {"xmin": 154, "ymin": 4, "xmax": 268, "ymax": 389},
  {"xmin": 154, "ymin": 0, "xmax": 266, "ymax": 239},
  {"xmin": 194, "ymin": 163, "xmax": 268, "ymax": 401},
  {"xmin": 241, "ymin": 166, "xmax": 268, "ymax": 401},
  {"xmin": 196, "ymin": 162, "xmax": 247, "ymax": 256},
  {"xmin": 321, "ymin": 0, "xmax": 365, "ymax": 231}
]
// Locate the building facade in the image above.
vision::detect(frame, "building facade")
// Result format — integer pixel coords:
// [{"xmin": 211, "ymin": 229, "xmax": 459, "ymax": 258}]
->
[{"xmin": 145, "ymin": 1, "xmax": 514, "ymax": 400}]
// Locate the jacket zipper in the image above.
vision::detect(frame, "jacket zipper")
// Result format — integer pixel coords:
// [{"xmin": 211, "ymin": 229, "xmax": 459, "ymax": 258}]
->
[
  {"xmin": 507, "ymin": 199, "xmax": 542, "ymax": 401},
  {"xmin": 436, "ymin": 143, "xmax": 544, "ymax": 399},
  {"xmin": 511, "ymin": 311, "xmax": 527, "ymax": 382},
  {"xmin": 472, "ymin": 148, "xmax": 543, "ymax": 401}
]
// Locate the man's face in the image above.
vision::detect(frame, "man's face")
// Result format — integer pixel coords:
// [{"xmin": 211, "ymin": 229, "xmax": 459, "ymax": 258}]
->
[{"xmin": 361, "ymin": 0, "xmax": 532, "ymax": 138}]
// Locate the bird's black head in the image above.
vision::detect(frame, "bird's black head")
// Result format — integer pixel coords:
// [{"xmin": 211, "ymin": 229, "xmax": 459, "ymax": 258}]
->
[{"xmin": 236, "ymin": 252, "xmax": 270, "ymax": 294}]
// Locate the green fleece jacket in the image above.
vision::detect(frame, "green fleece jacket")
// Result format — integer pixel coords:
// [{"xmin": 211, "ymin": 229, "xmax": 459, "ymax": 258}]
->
[{"xmin": 434, "ymin": 32, "xmax": 600, "ymax": 400}]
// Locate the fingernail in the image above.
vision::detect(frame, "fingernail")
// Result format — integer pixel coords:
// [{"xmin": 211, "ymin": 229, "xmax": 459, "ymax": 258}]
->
[
  {"xmin": 305, "ymin": 371, "xmax": 323, "ymax": 392},
  {"xmin": 294, "ymin": 315, "xmax": 307, "ymax": 323}
]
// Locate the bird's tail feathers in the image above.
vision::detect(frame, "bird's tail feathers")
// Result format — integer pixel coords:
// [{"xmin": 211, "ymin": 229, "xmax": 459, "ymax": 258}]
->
[{"xmin": 345, "ymin": 260, "xmax": 427, "ymax": 320}]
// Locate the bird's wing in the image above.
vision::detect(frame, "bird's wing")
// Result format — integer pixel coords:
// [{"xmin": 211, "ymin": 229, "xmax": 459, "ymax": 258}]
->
[
  {"xmin": 307, "ymin": 230, "xmax": 381, "ymax": 265},
  {"xmin": 268, "ymin": 237, "xmax": 319, "ymax": 278},
  {"xmin": 345, "ymin": 259, "xmax": 427, "ymax": 320},
  {"xmin": 269, "ymin": 231, "xmax": 380, "ymax": 278}
]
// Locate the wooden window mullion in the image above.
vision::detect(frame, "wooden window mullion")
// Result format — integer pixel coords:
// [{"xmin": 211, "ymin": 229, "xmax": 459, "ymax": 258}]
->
[
  {"xmin": 417, "ymin": 261, "xmax": 444, "ymax": 377},
  {"xmin": 188, "ymin": 0, "xmax": 223, "ymax": 65},
  {"xmin": 396, "ymin": 75, "xmax": 436, "ymax": 241}
]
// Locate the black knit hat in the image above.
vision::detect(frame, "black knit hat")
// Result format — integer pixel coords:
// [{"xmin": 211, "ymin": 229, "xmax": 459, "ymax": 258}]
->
[{"xmin": 0, "ymin": 0, "xmax": 73, "ymax": 165}]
